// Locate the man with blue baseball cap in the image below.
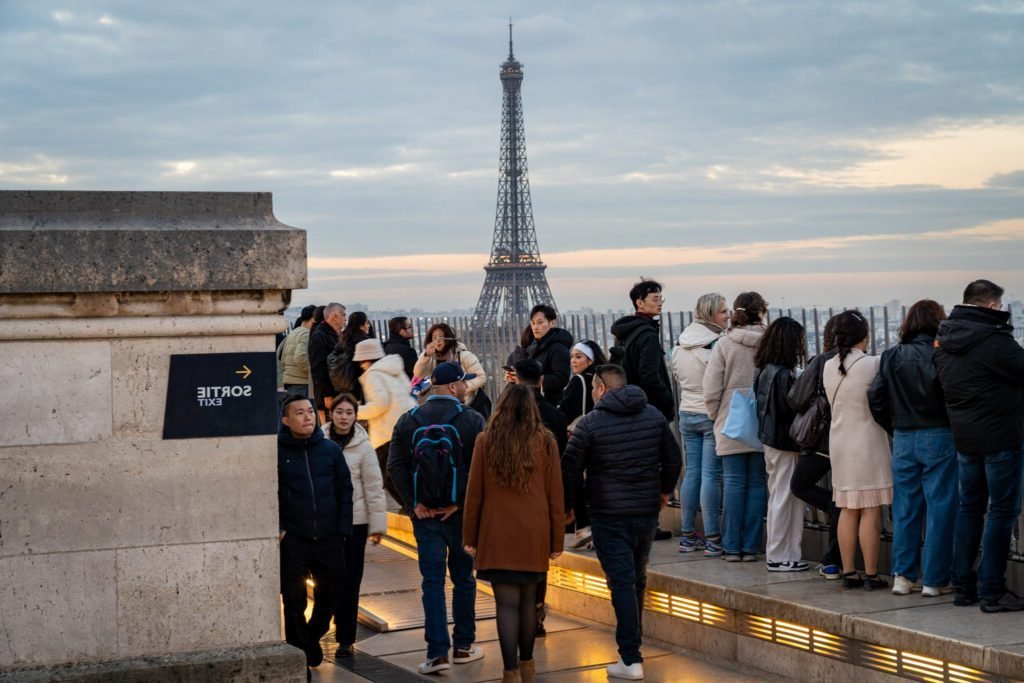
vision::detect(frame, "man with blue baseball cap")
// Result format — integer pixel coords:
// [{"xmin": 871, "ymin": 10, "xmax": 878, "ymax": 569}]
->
[{"xmin": 388, "ymin": 361, "xmax": 487, "ymax": 674}]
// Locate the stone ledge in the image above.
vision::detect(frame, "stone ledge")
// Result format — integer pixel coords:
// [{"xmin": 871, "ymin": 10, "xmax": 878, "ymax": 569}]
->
[
  {"xmin": 0, "ymin": 191, "xmax": 306, "ymax": 294},
  {"xmin": 0, "ymin": 642, "xmax": 305, "ymax": 682}
]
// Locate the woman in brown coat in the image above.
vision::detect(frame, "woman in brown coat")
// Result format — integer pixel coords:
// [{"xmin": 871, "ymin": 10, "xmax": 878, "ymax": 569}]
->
[{"xmin": 463, "ymin": 384, "xmax": 564, "ymax": 683}]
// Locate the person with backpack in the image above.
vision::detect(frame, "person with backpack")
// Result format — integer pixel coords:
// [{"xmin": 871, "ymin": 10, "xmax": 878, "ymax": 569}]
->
[
  {"xmin": 702, "ymin": 292, "xmax": 768, "ymax": 562},
  {"xmin": 609, "ymin": 278, "xmax": 675, "ymax": 422},
  {"xmin": 387, "ymin": 361, "xmax": 488, "ymax": 675},
  {"xmin": 670, "ymin": 293, "xmax": 728, "ymax": 557},
  {"xmin": 824, "ymin": 311, "xmax": 891, "ymax": 590},
  {"xmin": 787, "ymin": 314, "xmax": 843, "ymax": 580},
  {"xmin": 329, "ymin": 311, "xmax": 374, "ymax": 401},
  {"xmin": 753, "ymin": 317, "xmax": 809, "ymax": 572},
  {"xmin": 462, "ymin": 384, "xmax": 565, "ymax": 683}
]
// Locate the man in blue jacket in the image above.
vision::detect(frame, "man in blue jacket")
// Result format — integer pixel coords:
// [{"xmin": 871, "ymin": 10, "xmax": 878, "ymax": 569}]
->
[
  {"xmin": 388, "ymin": 362, "xmax": 487, "ymax": 675},
  {"xmin": 278, "ymin": 395, "xmax": 353, "ymax": 671},
  {"xmin": 563, "ymin": 364, "xmax": 682, "ymax": 680}
]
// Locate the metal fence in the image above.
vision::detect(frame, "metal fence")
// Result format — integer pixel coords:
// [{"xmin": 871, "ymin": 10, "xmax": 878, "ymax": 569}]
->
[{"xmin": 365, "ymin": 305, "xmax": 1024, "ymax": 561}]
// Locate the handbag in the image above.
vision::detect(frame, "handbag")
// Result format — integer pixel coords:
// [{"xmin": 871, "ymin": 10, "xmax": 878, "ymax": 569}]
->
[
  {"xmin": 789, "ymin": 354, "xmax": 863, "ymax": 454},
  {"xmin": 722, "ymin": 387, "xmax": 762, "ymax": 450}
]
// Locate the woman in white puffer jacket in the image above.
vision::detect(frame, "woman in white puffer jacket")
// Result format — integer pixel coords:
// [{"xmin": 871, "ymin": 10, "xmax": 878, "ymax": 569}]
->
[
  {"xmin": 323, "ymin": 393, "xmax": 388, "ymax": 656},
  {"xmin": 670, "ymin": 293, "xmax": 729, "ymax": 557}
]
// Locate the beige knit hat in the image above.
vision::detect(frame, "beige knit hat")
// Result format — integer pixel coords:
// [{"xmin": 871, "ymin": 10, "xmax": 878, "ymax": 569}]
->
[{"xmin": 353, "ymin": 338, "xmax": 385, "ymax": 362}]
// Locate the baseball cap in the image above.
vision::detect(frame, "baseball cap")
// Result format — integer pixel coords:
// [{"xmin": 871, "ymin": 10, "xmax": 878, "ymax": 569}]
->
[{"xmin": 431, "ymin": 361, "xmax": 476, "ymax": 386}]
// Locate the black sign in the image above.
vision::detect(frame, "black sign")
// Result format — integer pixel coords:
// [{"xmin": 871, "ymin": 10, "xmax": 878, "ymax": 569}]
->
[{"xmin": 163, "ymin": 352, "xmax": 278, "ymax": 440}]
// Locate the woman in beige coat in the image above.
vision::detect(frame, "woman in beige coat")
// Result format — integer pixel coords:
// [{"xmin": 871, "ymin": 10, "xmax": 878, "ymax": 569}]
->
[
  {"xmin": 413, "ymin": 323, "xmax": 487, "ymax": 406},
  {"xmin": 823, "ymin": 311, "xmax": 892, "ymax": 591},
  {"xmin": 703, "ymin": 292, "xmax": 767, "ymax": 561}
]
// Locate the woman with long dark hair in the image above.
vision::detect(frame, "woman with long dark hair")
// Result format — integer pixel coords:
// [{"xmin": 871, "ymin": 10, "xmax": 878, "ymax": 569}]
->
[
  {"xmin": 868, "ymin": 300, "xmax": 954, "ymax": 596},
  {"xmin": 413, "ymin": 322, "xmax": 487, "ymax": 406},
  {"xmin": 333, "ymin": 312, "xmax": 374, "ymax": 401},
  {"xmin": 824, "ymin": 311, "xmax": 892, "ymax": 590},
  {"xmin": 463, "ymin": 385, "xmax": 564, "ymax": 683},
  {"xmin": 703, "ymin": 292, "xmax": 768, "ymax": 561},
  {"xmin": 754, "ymin": 317, "xmax": 809, "ymax": 572},
  {"xmin": 671, "ymin": 292, "xmax": 728, "ymax": 557}
]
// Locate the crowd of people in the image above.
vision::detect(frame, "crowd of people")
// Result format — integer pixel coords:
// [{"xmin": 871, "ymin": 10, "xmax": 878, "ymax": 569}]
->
[{"xmin": 275, "ymin": 277, "xmax": 1024, "ymax": 681}]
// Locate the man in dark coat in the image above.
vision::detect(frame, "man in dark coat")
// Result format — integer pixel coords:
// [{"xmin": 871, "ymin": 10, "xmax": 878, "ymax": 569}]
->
[
  {"xmin": 388, "ymin": 362, "xmax": 488, "ymax": 674},
  {"xmin": 610, "ymin": 278, "xmax": 675, "ymax": 422},
  {"xmin": 934, "ymin": 279, "xmax": 1024, "ymax": 613},
  {"xmin": 526, "ymin": 304, "xmax": 574, "ymax": 406},
  {"xmin": 383, "ymin": 316, "xmax": 418, "ymax": 379},
  {"xmin": 277, "ymin": 395, "xmax": 353, "ymax": 671},
  {"xmin": 308, "ymin": 302, "xmax": 346, "ymax": 412},
  {"xmin": 562, "ymin": 365, "xmax": 682, "ymax": 679}
]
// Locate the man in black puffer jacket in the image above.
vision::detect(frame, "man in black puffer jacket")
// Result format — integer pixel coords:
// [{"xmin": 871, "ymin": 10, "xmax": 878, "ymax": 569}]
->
[
  {"xmin": 934, "ymin": 279, "xmax": 1024, "ymax": 613},
  {"xmin": 609, "ymin": 278, "xmax": 675, "ymax": 422},
  {"xmin": 278, "ymin": 395, "xmax": 353, "ymax": 670},
  {"xmin": 562, "ymin": 365, "xmax": 682, "ymax": 680},
  {"xmin": 526, "ymin": 304, "xmax": 574, "ymax": 406}
]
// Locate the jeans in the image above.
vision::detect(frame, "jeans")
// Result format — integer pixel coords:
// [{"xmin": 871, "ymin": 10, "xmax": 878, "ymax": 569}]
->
[
  {"xmin": 590, "ymin": 514, "xmax": 659, "ymax": 666},
  {"xmin": 790, "ymin": 452, "xmax": 842, "ymax": 566},
  {"xmin": 679, "ymin": 411, "xmax": 722, "ymax": 538},
  {"xmin": 721, "ymin": 452, "xmax": 767, "ymax": 556},
  {"xmin": 952, "ymin": 448, "xmax": 1023, "ymax": 600},
  {"xmin": 413, "ymin": 514, "xmax": 476, "ymax": 659},
  {"xmin": 891, "ymin": 428, "xmax": 957, "ymax": 587}
]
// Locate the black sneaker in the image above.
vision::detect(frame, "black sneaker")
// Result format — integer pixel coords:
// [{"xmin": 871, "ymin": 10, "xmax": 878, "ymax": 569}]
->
[
  {"xmin": 335, "ymin": 644, "xmax": 354, "ymax": 658},
  {"xmin": 980, "ymin": 589, "xmax": 1024, "ymax": 613},
  {"xmin": 654, "ymin": 528, "xmax": 672, "ymax": 541},
  {"xmin": 863, "ymin": 574, "xmax": 888, "ymax": 591},
  {"xmin": 954, "ymin": 590, "xmax": 979, "ymax": 607},
  {"xmin": 306, "ymin": 641, "xmax": 324, "ymax": 667}
]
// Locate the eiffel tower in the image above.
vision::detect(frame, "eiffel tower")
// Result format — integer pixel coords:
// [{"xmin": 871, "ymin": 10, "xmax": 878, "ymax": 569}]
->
[{"xmin": 472, "ymin": 25, "xmax": 557, "ymax": 327}]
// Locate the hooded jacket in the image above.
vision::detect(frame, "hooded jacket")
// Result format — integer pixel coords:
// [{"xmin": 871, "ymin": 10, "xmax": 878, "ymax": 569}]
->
[
  {"xmin": 610, "ymin": 315, "xmax": 675, "ymax": 421},
  {"xmin": 867, "ymin": 333, "xmax": 949, "ymax": 433},
  {"xmin": 528, "ymin": 327, "xmax": 574, "ymax": 406},
  {"xmin": 358, "ymin": 353, "xmax": 416, "ymax": 449},
  {"xmin": 324, "ymin": 423, "xmax": 387, "ymax": 534},
  {"xmin": 278, "ymin": 424, "xmax": 354, "ymax": 540},
  {"xmin": 383, "ymin": 333, "xmax": 418, "ymax": 380},
  {"xmin": 702, "ymin": 325, "xmax": 766, "ymax": 455},
  {"xmin": 934, "ymin": 305, "xmax": 1024, "ymax": 455},
  {"xmin": 671, "ymin": 321, "xmax": 725, "ymax": 414},
  {"xmin": 562, "ymin": 385, "xmax": 682, "ymax": 517}
]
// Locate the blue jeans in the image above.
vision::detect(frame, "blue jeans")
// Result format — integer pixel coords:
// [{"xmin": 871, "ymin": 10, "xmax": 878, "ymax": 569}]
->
[
  {"xmin": 679, "ymin": 411, "xmax": 722, "ymax": 538},
  {"xmin": 590, "ymin": 514, "xmax": 658, "ymax": 666},
  {"xmin": 891, "ymin": 428, "xmax": 957, "ymax": 586},
  {"xmin": 412, "ymin": 514, "xmax": 476, "ymax": 659},
  {"xmin": 721, "ymin": 452, "xmax": 767, "ymax": 556},
  {"xmin": 952, "ymin": 448, "xmax": 1023, "ymax": 600}
]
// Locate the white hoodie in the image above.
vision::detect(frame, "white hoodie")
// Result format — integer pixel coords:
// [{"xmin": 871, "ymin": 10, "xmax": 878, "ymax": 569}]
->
[{"xmin": 671, "ymin": 321, "xmax": 725, "ymax": 414}]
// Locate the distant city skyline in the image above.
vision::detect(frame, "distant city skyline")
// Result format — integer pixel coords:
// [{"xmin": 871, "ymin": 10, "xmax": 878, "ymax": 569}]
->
[{"xmin": 2, "ymin": 2, "xmax": 1022, "ymax": 311}]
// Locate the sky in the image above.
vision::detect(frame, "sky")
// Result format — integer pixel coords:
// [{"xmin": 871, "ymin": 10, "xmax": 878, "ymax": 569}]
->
[{"xmin": 2, "ymin": 1, "xmax": 1023, "ymax": 312}]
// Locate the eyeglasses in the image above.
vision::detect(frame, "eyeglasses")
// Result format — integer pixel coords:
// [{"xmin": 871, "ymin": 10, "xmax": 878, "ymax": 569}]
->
[{"xmin": 645, "ymin": 295, "xmax": 664, "ymax": 303}]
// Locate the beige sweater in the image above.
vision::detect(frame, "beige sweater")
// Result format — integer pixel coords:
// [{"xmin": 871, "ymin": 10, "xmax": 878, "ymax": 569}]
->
[
  {"xmin": 412, "ymin": 342, "xmax": 487, "ymax": 405},
  {"xmin": 823, "ymin": 349, "xmax": 892, "ymax": 494},
  {"xmin": 702, "ymin": 325, "xmax": 766, "ymax": 456}
]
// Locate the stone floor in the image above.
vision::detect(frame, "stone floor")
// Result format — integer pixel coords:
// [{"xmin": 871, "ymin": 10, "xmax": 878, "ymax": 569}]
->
[{"xmin": 306, "ymin": 543, "xmax": 787, "ymax": 682}]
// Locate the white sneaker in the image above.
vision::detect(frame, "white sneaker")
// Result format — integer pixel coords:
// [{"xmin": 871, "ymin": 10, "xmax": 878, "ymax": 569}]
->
[
  {"xmin": 891, "ymin": 576, "xmax": 921, "ymax": 595},
  {"xmin": 452, "ymin": 645, "xmax": 484, "ymax": 664},
  {"xmin": 922, "ymin": 585, "xmax": 954, "ymax": 597},
  {"xmin": 418, "ymin": 656, "xmax": 450, "ymax": 674},
  {"xmin": 607, "ymin": 658, "xmax": 644, "ymax": 680}
]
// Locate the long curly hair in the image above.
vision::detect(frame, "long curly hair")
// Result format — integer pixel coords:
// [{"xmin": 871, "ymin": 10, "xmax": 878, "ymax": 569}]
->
[
  {"xmin": 484, "ymin": 384, "xmax": 546, "ymax": 492},
  {"xmin": 754, "ymin": 317, "xmax": 806, "ymax": 370},
  {"xmin": 425, "ymin": 322, "xmax": 458, "ymax": 356}
]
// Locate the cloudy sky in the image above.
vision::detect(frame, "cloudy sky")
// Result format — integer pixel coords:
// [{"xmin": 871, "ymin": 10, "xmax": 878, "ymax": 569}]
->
[{"xmin": 3, "ymin": 1, "xmax": 1023, "ymax": 312}]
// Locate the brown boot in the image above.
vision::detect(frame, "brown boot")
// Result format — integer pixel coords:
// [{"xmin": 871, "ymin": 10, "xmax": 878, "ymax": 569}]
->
[
  {"xmin": 501, "ymin": 669, "xmax": 520, "ymax": 683},
  {"xmin": 519, "ymin": 658, "xmax": 536, "ymax": 683}
]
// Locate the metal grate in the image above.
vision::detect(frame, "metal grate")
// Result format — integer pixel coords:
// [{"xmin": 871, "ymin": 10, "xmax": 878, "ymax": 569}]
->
[{"xmin": 644, "ymin": 590, "xmax": 731, "ymax": 629}]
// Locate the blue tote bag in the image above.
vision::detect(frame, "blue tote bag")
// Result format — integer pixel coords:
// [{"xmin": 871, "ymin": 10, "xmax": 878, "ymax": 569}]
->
[{"xmin": 721, "ymin": 387, "xmax": 763, "ymax": 450}]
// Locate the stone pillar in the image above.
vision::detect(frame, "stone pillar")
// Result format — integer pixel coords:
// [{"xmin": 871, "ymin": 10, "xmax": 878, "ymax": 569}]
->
[{"xmin": 0, "ymin": 191, "xmax": 307, "ymax": 680}]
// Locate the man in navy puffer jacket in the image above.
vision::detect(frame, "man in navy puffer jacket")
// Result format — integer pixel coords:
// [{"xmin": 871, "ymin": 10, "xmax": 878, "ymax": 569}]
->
[
  {"xmin": 562, "ymin": 365, "xmax": 682, "ymax": 680},
  {"xmin": 278, "ymin": 395, "xmax": 353, "ymax": 671}
]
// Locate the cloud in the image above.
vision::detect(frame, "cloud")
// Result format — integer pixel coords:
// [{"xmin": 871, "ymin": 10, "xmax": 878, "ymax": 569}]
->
[{"xmin": 0, "ymin": 154, "xmax": 69, "ymax": 185}]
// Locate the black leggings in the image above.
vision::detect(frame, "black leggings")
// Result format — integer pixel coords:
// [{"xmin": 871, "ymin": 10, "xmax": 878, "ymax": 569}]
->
[
  {"xmin": 789, "ymin": 451, "xmax": 841, "ymax": 567},
  {"xmin": 492, "ymin": 582, "xmax": 539, "ymax": 671}
]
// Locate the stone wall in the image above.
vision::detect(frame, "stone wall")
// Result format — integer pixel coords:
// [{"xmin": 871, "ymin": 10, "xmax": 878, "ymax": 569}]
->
[{"xmin": 0, "ymin": 191, "xmax": 307, "ymax": 680}]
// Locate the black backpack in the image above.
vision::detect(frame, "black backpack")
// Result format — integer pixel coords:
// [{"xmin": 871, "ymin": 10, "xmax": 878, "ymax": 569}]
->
[
  {"xmin": 608, "ymin": 326, "xmax": 647, "ymax": 370},
  {"xmin": 327, "ymin": 347, "xmax": 359, "ymax": 392},
  {"xmin": 410, "ymin": 404, "xmax": 466, "ymax": 508}
]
